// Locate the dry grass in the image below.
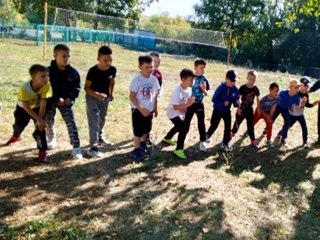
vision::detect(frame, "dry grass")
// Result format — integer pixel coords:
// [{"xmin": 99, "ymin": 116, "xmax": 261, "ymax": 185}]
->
[{"xmin": 0, "ymin": 39, "xmax": 319, "ymax": 239}]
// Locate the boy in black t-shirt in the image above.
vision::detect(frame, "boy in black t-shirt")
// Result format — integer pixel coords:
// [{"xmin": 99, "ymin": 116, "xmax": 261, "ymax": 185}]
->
[
  {"xmin": 230, "ymin": 70, "xmax": 260, "ymax": 148},
  {"xmin": 85, "ymin": 46, "xmax": 116, "ymax": 157}
]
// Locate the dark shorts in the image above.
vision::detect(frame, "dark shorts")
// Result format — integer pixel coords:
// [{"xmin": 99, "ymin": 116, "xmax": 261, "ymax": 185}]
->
[{"xmin": 132, "ymin": 108, "xmax": 153, "ymax": 137}]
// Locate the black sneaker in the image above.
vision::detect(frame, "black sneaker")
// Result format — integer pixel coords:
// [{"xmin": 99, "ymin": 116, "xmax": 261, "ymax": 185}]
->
[
  {"xmin": 87, "ymin": 146, "xmax": 102, "ymax": 158},
  {"xmin": 132, "ymin": 148, "xmax": 143, "ymax": 161},
  {"xmin": 140, "ymin": 142, "xmax": 151, "ymax": 155}
]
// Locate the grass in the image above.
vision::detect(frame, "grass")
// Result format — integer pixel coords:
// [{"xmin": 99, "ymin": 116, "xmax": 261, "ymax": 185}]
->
[{"xmin": 0, "ymin": 39, "xmax": 319, "ymax": 239}]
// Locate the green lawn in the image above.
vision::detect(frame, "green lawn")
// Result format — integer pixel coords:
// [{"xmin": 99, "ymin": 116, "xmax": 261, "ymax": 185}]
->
[{"xmin": 0, "ymin": 39, "xmax": 319, "ymax": 239}]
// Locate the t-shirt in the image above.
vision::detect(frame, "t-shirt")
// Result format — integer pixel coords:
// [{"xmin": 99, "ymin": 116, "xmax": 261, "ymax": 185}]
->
[
  {"xmin": 276, "ymin": 90, "xmax": 300, "ymax": 109},
  {"xmin": 239, "ymin": 84, "xmax": 260, "ymax": 110},
  {"xmin": 192, "ymin": 75, "xmax": 210, "ymax": 103},
  {"xmin": 129, "ymin": 73, "xmax": 160, "ymax": 112},
  {"xmin": 153, "ymin": 69, "xmax": 163, "ymax": 87},
  {"xmin": 167, "ymin": 85, "xmax": 192, "ymax": 120},
  {"xmin": 260, "ymin": 95, "xmax": 278, "ymax": 113},
  {"xmin": 18, "ymin": 81, "xmax": 52, "ymax": 109},
  {"xmin": 86, "ymin": 65, "xmax": 117, "ymax": 96}
]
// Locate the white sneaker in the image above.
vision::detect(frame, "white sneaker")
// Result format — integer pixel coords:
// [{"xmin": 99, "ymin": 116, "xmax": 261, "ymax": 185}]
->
[
  {"xmin": 72, "ymin": 147, "xmax": 83, "ymax": 160},
  {"xmin": 221, "ymin": 143, "xmax": 231, "ymax": 152},
  {"xmin": 199, "ymin": 142, "xmax": 207, "ymax": 152},
  {"xmin": 205, "ymin": 134, "xmax": 211, "ymax": 143},
  {"xmin": 47, "ymin": 138, "xmax": 57, "ymax": 150},
  {"xmin": 87, "ymin": 146, "xmax": 103, "ymax": 158}
]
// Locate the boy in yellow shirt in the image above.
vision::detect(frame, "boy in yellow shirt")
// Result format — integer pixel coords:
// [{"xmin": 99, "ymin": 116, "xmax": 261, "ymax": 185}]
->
[{"xmin": 6, "ymin": 64, "xmax": 52, "ymax": 163}]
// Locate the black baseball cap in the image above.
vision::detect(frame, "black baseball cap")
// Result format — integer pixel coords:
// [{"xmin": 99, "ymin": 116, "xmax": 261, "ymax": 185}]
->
[
  {"xmin": 226, "ymin": 70, "xmax": 239, "ymax": 82},
  {"xmin": 300, "ymin": 76, "xmax": 312, "ymax": 87}
]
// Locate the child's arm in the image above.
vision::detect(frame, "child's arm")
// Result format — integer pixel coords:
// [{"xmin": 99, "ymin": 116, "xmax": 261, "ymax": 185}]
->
[
  {"xmin": 109, "ymin": 77, "xmax": 115, "ymax": 101},
  {"xmin": 21, "ymin": 102, "xmax": 46, "ymax": 130},
  {"xmin": 65, "ymin": 71, "xmax": 81, "ymax": 105},
  {"xmin": 173, "ymin": 97, "xmax": 195, "ymax": 111},
  {"xmin": 154, "ymin": 92, "xmax": 159, "ymax": 117},
  {"xmin": 129, "ymin": 91, "xmax": 150, "ymax": 117},
  {"xmin": 84, "ymin": 80, "xmax": 106, "ymax": 101},
  {"xmin": 39, "ymin": 99, "xmax": 47, "ymax": 119},
  {"xmin": 269, "ymin": 104, "xmax": 277, "ymax": 119}
]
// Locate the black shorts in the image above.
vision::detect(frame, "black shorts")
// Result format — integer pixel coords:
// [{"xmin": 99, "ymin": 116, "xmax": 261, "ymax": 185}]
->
[{"xmin": 132, "ymin": 108, "xmax": 153, "ymax": 137}]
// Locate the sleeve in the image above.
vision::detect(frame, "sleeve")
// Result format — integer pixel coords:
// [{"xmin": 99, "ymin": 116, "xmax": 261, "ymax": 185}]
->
[
  {"xmin": 276, "ymin": 92, "xmax": 283, "ymax": 105},
  {"xmin": 86, "ymin": 67, "xmax": 94, "ymax": 81},
  {"xmin": 294, "ymin": 95, "xmax": 300, "ymax": 105},
  {"xmin": 232, "ymin": 88, "xmax": 240, "ymax": 108},
  {"xmin": 204, "ymin": 78, "xmax": 210, "ymax": 90},
  {"xmin": 70, "ymin": 70, "xmax": 81, "ymax": 101},
  {"xmin": 256, "ymin": 87, "xmax": 260, "ymax": 96},
  {"xmin": 239, "ymin": 85, "xmax": 244, "ymax": 96},
  {"xmin": 129, "ymin": 76, "xmax": 139, "ymax": 93},
  {"xmin": 212, "ymin": 85, "xmax": 222, "ymax": 102},
  {"xmin": 305, "ymin": 94, "xmax": 313, "ymax": 108},
  {"xmin": 40, "ymin": 84, "xmax": 53, "ymax": 99},
  {"xmin": 18, "ymin": 86, "xmax": 30, "ymax": 102},
  {"xmin": 170, "ymin": 88, "xmax": 181, "ymax": 105},
  {"xmin": 310, "ymin": 80, "xmax": 320, "ymax": 92},
  {"xmin": 113, "ymin": 67, "xmax": 117, "ymax": 78}
]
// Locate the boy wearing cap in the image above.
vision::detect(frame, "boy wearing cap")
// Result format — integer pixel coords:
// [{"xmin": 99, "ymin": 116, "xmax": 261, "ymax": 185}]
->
[
  {"xmin": 277, "ymin": 77, "xmax": 319, "ymax": 148},
  {"xmin": 309, "ymin": 79, "xmax": 320, "ymax": 144},
  {"xmin": 273, "ymin": 79, "xmax": 307, "ymax": 147},
  {"xmin": 206, "ymin": 70, "xmax": 240, "ymax": 151}
]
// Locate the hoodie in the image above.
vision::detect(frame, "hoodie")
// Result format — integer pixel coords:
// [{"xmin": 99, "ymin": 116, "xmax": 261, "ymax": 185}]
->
[{"xmin": 212, "ymin": 82, "xmax": 239, "ymax": 112}]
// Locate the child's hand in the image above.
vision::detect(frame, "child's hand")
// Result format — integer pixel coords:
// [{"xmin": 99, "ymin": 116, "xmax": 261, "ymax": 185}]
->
[
  {"xmin": 200, "ymin": 82, "xmax": 207, "ymax": 92},
  {"xmin": 96, "ymin": 93, "xmax": 107, "ymax": 101},
  {"xmin": 57, "ymin": 98, "xmax": 64, "ymax": 106},
  {"xmin": 224, "ymin": 101, "xmax": 229, "ymax": 106},
  {"xmin": 36, "ymin": 119, "xmax": 46, "ymax": 131},
  {"xmin": 154, "ymin": 110, "xmax": 158, "ymax": 118},
  {"xmin": 109, "ymin": 94, "xmax": 114, "ymax": 101},
  {"xmin": 236, "ymin": 108, "xmax": 242, "ymax": 115},
  {"xmin": 140, "ymin": 108, "xmax": 150, "ymax": 117},
  {"xmin": 64, "ymin": 98, "xmax": 73, "ymax": 106},
  {"xmin": 187, "ymin": 96, "xmax": 195, "ymax": 106}
]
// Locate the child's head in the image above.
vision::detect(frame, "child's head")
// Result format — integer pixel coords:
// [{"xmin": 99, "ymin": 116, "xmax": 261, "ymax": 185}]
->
[
  {"xmin": 29, "ymin": 64, "xmax": 49, "ymax": 86},
  {"xmin": 225, "ymin": 69, "xmax": 238, "ymax": 87},
  {"xmin": 97, "ymin": 46, "xmax": 113, "ymax": 68},
  {"xmin": 53, "ymin": 44, "xmax": 70, "ymax": 67},
  {"xmin": 247, "ymin": 70, "xmax": 258, "ymax": 87},
  {"xmin": 194, "ymin": 58, "xmax": 206, "ymax": 76},
  {"xmin": 138, "ymin": 55, "xmax": 153, "ymax": 77},
  {"xmin": 180, "ymin": 68, "xmax": 194, "ymax": 88},
  {"xmin": 288, "ymin": 79, "xmax": 301, "ymax": 94},
  {"xmin": 150, "ymin": 52, "xmax": 161, "ymax": 69},
  {"xmin": 299, "ymin": 76, "xmax": 312, "ymax": 93},
  {"xmin": 269, "ymin": 82, "xmax": 280, "ymax": 98}
]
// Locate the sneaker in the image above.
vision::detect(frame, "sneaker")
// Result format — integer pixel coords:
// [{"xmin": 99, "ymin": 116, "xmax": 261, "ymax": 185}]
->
[
  {"xmin": 230, "ymin": 132, "xmax": 235, "ymax": 139},
  {"xmin": 87, "ymin": 146, "xmax": 103, "ymax": 158},
  {"xmin": 132, "ymin": 148, "xmax": 143, "ymax": 161},
  {"xmin": 162, "ymin": 138, "xmax": 176, "ymax": 145},
  {"xmin": 6, "ymin": 136, "xmax": 21, "ymax": 146},
  {"xmin": 47, "ymin": 138, "xmax": 57, "ymax": 150},
  {"xmin": 205, "ymin": 134, "xmax": 211, "ymax": 143},
  {"xmin": 266, "ymin": 140, "xmax": 273, "ymax": 148},
  {"xmin": 221, "ymin": 143, "xmax": 231, "ymax": 152},
  {"xmin": 173, "ymin": 149, "xmax": 187, "ymax": 160},
  {"xmin": 72, "ymin": 147, "xmax": 83, "ymax": 160},
  {"xmin": 37, "ymin": 151, "xmax": 48, "ymax": 163},
  {"xmin": 250, "ymin": 140, "xmax": 258, "ymax": 149},
  {"xmin": 303, "ymin": 142, "xmax": 309, "ymax": 149},
  {"xmin": 98, "ymin": 138, "xmax": 113, "ymax": 146},
  {"xmin": 199, "ymin": 142, "xmax": 207, "ymax": 152},
  {"xmin": 140, "ymin": 142, "xmax": 151, "ymax": 155}
]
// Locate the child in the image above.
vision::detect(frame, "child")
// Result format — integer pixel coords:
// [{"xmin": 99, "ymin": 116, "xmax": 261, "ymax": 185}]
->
[
  {"xmin": 162, "ymin": 69, "xmax": 195, "ymax": 160},
  {"xmin": 146, "ymin": 51, "xmax": 163, "ymax": 145},
  {"xmin": 309, "ymin": 79, "xmax": 320, "ymax": 144},
  {"xmin": 185, "ymin": 58, "xmax": 210, "ymax": 152},
  {"xmin": 272, "ymin": 79, "xmax": 306, "ymax": 147},
  {"xmin": 230, "ymin": 70, "xmax": 260, "ymax": 148},
  {"xmin": 253, "ymin": 82, "xmax": 279, "ymax": 147},
  {"xmin": 45, "ymin": 44, "xmax": 83, "ymax": 159},
  {"xmin": 129, "ymin": 55, "xmax": 160, "ymax": 161},
  {"xmin": 206, "ymin": 70, "xmax": 240, "ymax": 151},
  {"xmin": 85, "ymin": 46, "xmax": 116, "ymax": 157},
  {"xmin": 278, "ymin": 77, "xmax": 319, "ymax": 148},
  {"xmin": 6, "ymin": 64, "xmax": 52, "ymax": 163}
]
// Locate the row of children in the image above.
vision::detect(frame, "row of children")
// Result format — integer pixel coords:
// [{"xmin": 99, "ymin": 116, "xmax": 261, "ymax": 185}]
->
[{"xmin": 5, "ymin": 44, "xmax": 320, "ymax": 162}]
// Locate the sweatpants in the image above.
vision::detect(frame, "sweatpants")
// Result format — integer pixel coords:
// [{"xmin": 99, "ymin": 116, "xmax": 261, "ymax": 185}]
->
[
  {"xmin": 86, "ymin": 94, "xmax": 110, "ymax": 147},
  {"xmin": 253, "ymin": 109, "xmax": 273, "ymax": 141},
  {"xmin": 231, "ymin": 108, "xmax": 255, "ymax": 141},
  {"xmin": 164, "ymin": 117, "xmax": 188, "ymax": 150},
  {"xmin": 185, "ymin": 102, "xmax": 206, "ymax": 142},
  {"xmin": 12, "ymin": 105, "xmax": 47, "ymax": 151},
  {"xmin": 45, "ymin": 101, "xmax": 80, "ymax": 148},
  {"xmin": 207, "ymin": 110, "xmax": 231, "ymax": 145}
]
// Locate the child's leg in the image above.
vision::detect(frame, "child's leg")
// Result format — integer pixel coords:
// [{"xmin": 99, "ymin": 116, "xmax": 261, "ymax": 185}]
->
[
  {"xmin": 297, "ymin": 115, "xmax": 308, "ymax": 143},
  {"xmin": 12, "ymin": 105, "xmax": 31, "ymax": 137},
  {"xmin": 222, "ymin": 111, "xmax": 232, "ymax": 145},
  {"xmin": 45, "ymin": 101, "xmax": 57, "ymax": 141},
  {"xmin": 253, "ymin": 109, "xmax": 261, "ymax": 125},
  {"xmin": 98, "ymin": 98, "xmax": 110, "ymax": 139},
  {"xmin": 142, "ymin": 115, "xmax": 153, "ymax": 143},
  {"xmin": 246, "ymin": 109, "xmax": 255, "ymax": 141},
  {"xmin": 280, "ymin": 109, "xmax": 291, "ymax": 141},
  {"xmin": 58, "ymin": 105, "xmax": 80, "ymax": 148},
  {"xmin": 131, "ymin": 109, "xmax": 145, "ymax": 148},
  {"xmin": 164, "ymin": 118, "xmax": 180, "ymax": 140},
  {"xmin": 184, "ymin": 104, "xmax": 196, "ymax": 134},
  {"xmin": 32, "ymin": 127, "xmax": 48, "ymax": 151},
  {"xmin": 231, "ymin": 111, "xmax": 245, "ymax": 134},
  {"xmin": 207, "ymin": 110, "xmax": 222, "ymax": 137},
  {"xmin": 195, "ymin": 103, "xmax": 206, "ymax": 142},
  {"xmin": 86, "ymin": 95, "xmax": 100, "ymax": 147},
  {"xmin": 170, "ymin": 117, "xmax": 187, "ymax": 150}
]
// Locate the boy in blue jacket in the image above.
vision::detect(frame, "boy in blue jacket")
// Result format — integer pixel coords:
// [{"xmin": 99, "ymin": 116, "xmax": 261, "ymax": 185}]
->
[
  {"xmin": 45, "ymin": 44, "xmax": 83, "ymax": 159},
  {"xmin": 206, "ymin": 70, "xmax": 240, "ymax": 151}
]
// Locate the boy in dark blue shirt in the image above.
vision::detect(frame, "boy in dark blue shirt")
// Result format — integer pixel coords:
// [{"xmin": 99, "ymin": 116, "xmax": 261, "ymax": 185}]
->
[
  {"xmin": 206, "ymin": 70, "xmax": 240, "ymax": 151},
  {"xmin": 185, "ymin": 58, "xmax": 210, "ymax": 152}
]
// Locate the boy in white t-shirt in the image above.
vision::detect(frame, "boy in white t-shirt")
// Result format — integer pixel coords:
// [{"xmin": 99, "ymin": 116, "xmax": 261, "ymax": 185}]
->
[
  {"xmin": 162, "ymin": 69, "xmax": 195, "ymax": 160},
  {"xmin": 129, "ymin": 55, "xmax": 160, "ymax": 161}
]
